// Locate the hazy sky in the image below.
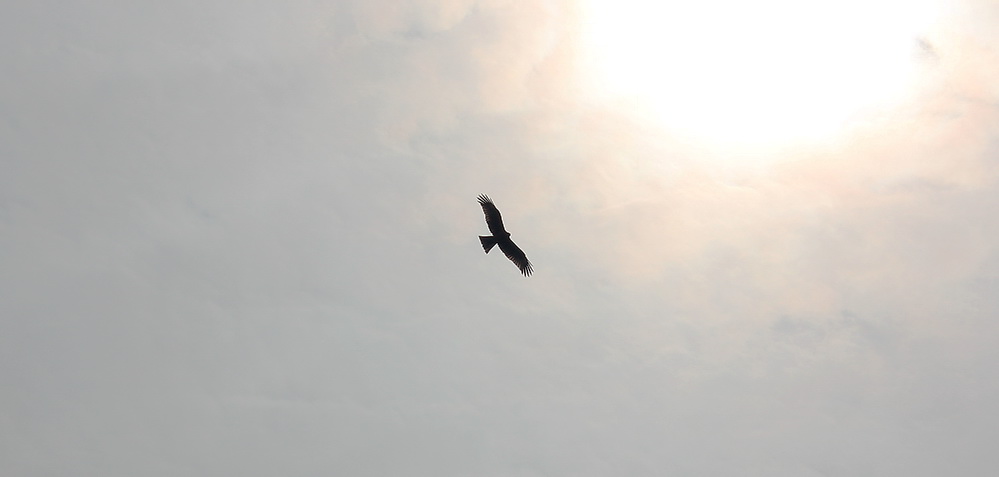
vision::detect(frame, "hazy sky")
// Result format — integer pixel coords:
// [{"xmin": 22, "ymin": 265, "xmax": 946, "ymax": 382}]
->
[{"xmin": 3, "ymin": 1, "xmax": 999, "ymax": 475}]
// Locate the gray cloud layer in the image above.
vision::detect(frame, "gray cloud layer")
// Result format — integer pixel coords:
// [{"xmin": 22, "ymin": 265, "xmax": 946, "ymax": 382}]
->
[{"xmin": 2, "ymin": 1, "xmax": 998, "ymax": 475}]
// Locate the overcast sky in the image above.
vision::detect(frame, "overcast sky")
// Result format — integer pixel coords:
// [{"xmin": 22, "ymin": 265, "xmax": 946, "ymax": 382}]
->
[{"xmin": 3, "ymin": 1, "xmax": 999, "ymax": 475}]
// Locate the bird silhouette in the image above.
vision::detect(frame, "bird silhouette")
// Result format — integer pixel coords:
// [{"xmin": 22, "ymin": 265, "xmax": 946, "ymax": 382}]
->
[{"xmin": 477, "ymin": 194, "xmax": 533, "ymax": 276}]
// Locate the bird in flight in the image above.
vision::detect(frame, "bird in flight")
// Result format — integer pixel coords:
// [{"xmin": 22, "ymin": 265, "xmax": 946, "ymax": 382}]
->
[{"xmin": 478, "ymin": 194, "xmax": 533, "ymax": 276}]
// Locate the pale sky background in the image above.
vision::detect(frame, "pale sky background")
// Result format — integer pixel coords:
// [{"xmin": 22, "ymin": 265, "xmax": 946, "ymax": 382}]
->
[{"xmin": 3, "ymin": 1, "xmax": 999, "ymax": 475}]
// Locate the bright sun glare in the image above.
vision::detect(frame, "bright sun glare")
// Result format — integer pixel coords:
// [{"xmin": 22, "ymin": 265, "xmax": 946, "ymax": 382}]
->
[{"xmin": 581, "ymin": 0, "xmax": 941, "ymax": 148}]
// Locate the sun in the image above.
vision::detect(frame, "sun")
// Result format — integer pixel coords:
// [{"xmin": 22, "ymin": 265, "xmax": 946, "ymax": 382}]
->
[{"xmin": 580, "ymin": 0, "xmax": 942, "ymax": 149}]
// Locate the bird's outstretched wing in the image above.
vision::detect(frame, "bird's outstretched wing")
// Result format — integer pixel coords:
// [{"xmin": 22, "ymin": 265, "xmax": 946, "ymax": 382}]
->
[
  {"xmin": 478, "ymin": 194, "xmax": 507, "ymax": 236},
  {"xmin": 498, "ymin": 239, "xmax": 533, "ymax": 277}
]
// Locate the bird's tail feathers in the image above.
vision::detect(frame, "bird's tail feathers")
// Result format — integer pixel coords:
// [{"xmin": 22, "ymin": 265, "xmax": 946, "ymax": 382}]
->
[{"xmin": 479, "ymin": 235, "xmax": 497, "ymax": 253}]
